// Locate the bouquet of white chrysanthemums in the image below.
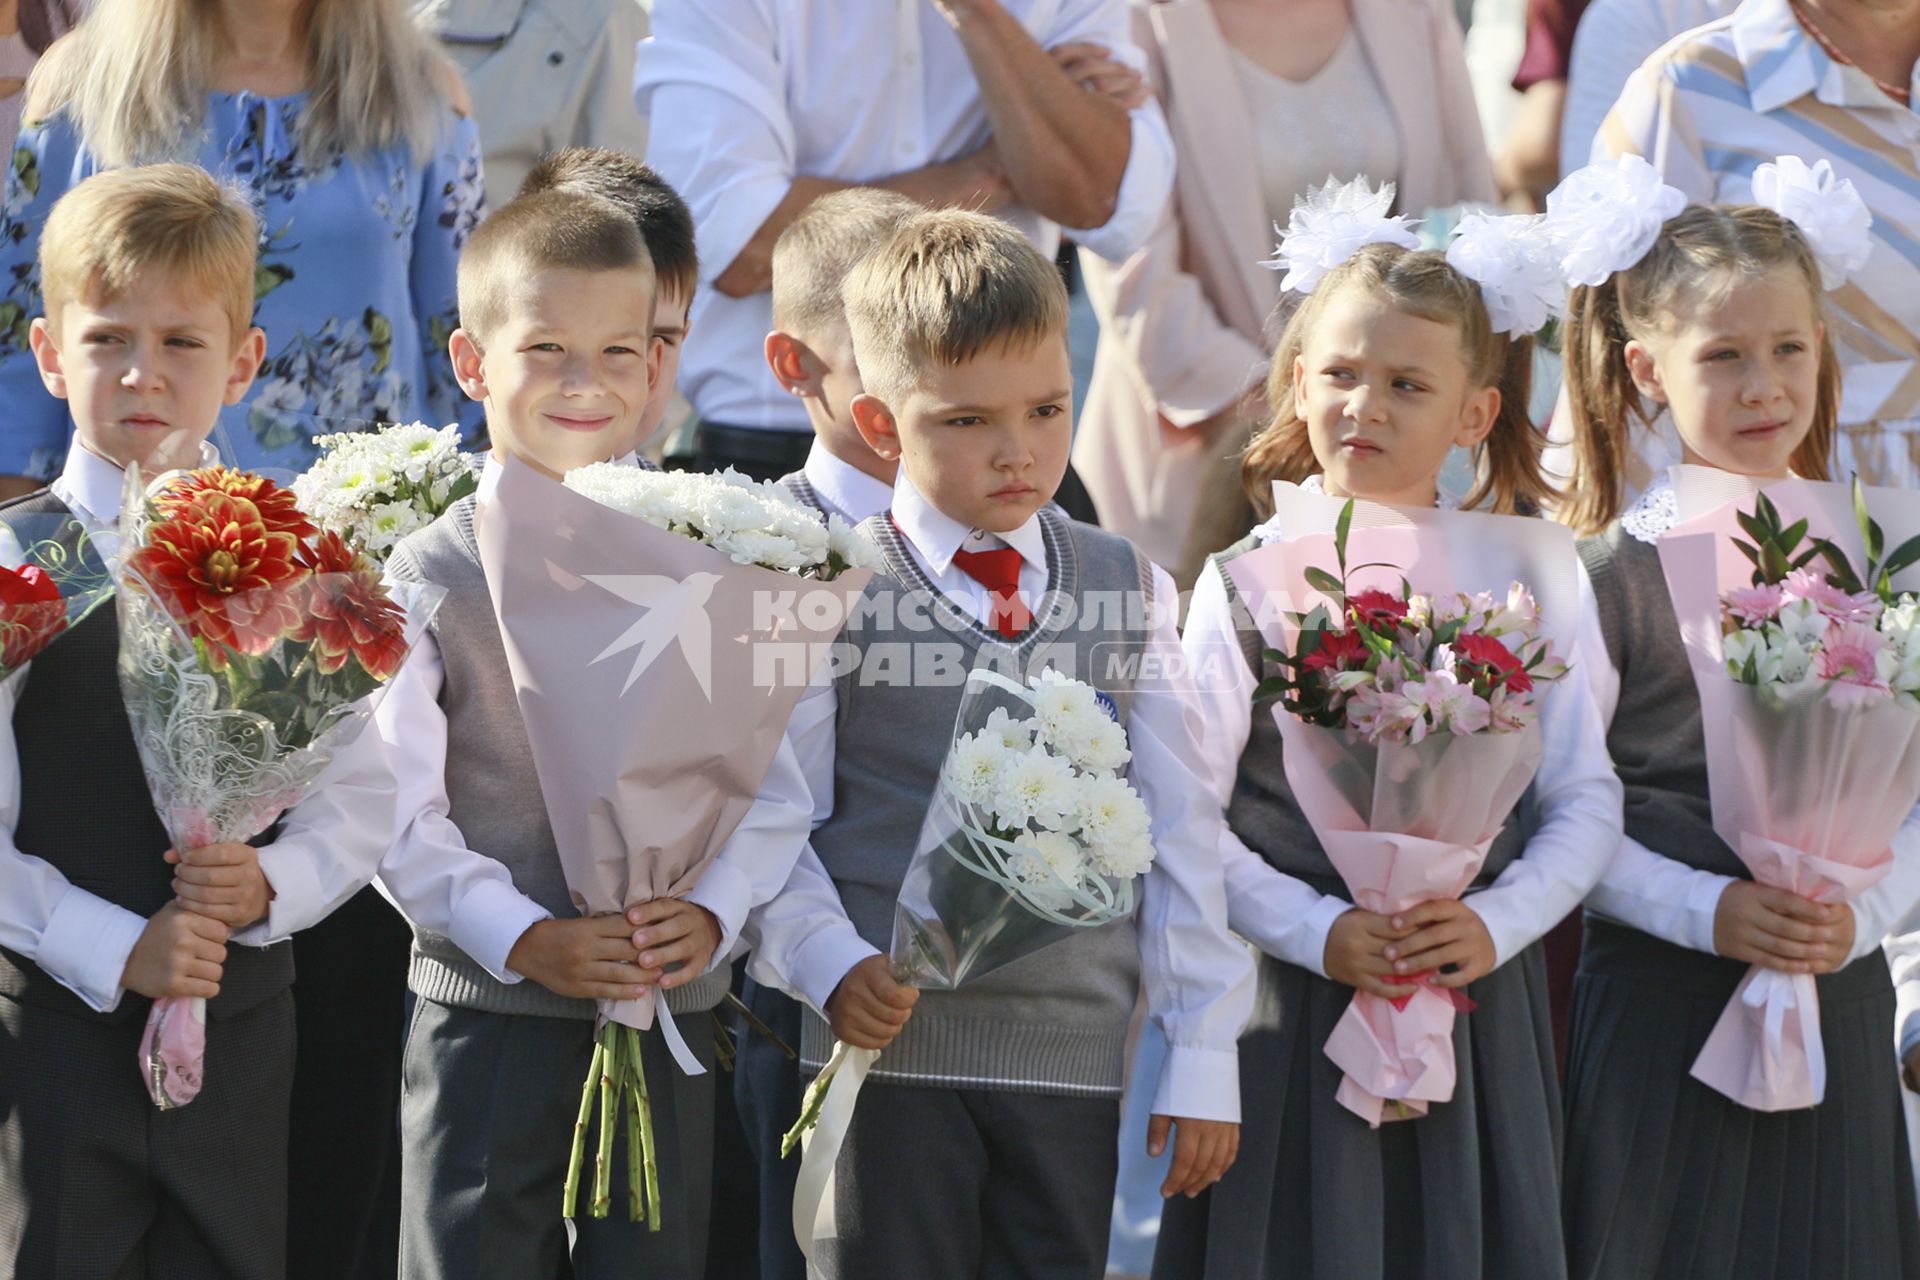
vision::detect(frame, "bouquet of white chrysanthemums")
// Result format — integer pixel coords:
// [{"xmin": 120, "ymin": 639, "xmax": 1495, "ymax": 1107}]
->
[
  {"xmin": 940, "ymin": 669, "xmax": 1156, "ymax": 919},
  {"xmin": 292, "ymin": 421, "xmax": 478, "ymax": 559},
  {"xmin": 563, "ymin": 463, "xmax": 876, "ymax": 581}
]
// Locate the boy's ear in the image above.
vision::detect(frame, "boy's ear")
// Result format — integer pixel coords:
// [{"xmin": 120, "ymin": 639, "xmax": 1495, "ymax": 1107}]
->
[
  {"xmin": 1623, "ymin": 340, "xmax": 1665, "ymax": 405},
  {"xmin": 849, "ymin": 393, "xmax": 901, "ymax": 460},
  {"xmin": 223, "ymin": 327, "xmax": 268, "ymax": 406},
  {"xmin": 764, "ymin": 331, "xmax": 820, "ymax": 398},
  {"xmin": 448, "ymin": 329, "xmax": 488, "ymax": 402},
  {"xmin": 1452, "ymin": 384, "xmax": 1499, "ymax": 449},
  {"xmin": 646, "ymin": 333, "xmax": 665, "ymax": 398},
  {"xmin": 28, "ymin": 317, "xmax": 66, "ymax": 401}
]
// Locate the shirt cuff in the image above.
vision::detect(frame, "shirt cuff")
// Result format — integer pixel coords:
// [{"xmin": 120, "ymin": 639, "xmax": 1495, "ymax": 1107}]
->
[
  {"xmin": 448, "ymin": 878, "xmax": 552, "ymax": 984},
  {"xmin": 1688, "ymin": 874, "xmax": 1735, "ymax": 955},
  {"xmin": 36, "ymin": 885, "xmax": 149, "ymax": 1014},
  {"xmin": 685, "ymin": 859, "xmax": 754, "ymax": 973},
  {"xmin": 232, "ymin": 843, "xmax": 327, "ymax": 946},
  {"xmin": 788, "ymin": 927, "xmax": 879, "ymax": 1016},
  {"xmin": 1465, "ymin": 887, "xmax": 1534, "ymax": 971},
  {"xmin": 1281, "ymin": 895, "xmax": 1354, "ymax": 979},
  {"xmin": 1151, "ymin": 1044, "xmax": 1240, "ymax": 1124}
]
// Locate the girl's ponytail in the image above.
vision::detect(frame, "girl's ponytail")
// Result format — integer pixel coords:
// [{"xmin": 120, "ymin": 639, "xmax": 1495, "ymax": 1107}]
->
[
  {"xmin": 1462, "ymin": 333, "xmax": 1557, "ymax": 517},
  {"xmin": 1562, "ymin": 280, "xmax": 1647, "ymax": 536}
]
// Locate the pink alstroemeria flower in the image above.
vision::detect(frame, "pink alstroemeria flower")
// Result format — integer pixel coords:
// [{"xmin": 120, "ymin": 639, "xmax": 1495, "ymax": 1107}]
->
[
  {"xmin": 1724, "ymin": 583, "xmax": 1787, "ymax": 626},
  {"xmin": 1785, "ymin": 568, "xmax": 1882, "ymax": 625}
]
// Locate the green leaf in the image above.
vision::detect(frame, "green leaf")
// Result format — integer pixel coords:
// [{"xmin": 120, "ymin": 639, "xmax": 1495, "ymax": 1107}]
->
[
  {"xmin": 253, "ymin": 261, "xmax": 294, "ymax": 301},
  {"xmin": 1881, "ymin": 533, "xmax": 1920, "ymax": 583},
  {"xmin": 1334, "ymin": 499, "xmax": 1354, "ymax": 571},
  {"xmin": 1736, "ymin": 509, "xmax": 1771, "ymax": 545},
  {"xmin": 1303, "ymin": 567, "xmax": 1345, "ymax": 598},
  {"xmin": 1789, "ymin": 546, "xmax": 1821, "ymax": 571},
  {"xmin": 1252, "ymin": 676, "xmax": 1291, "ymax": 703},
  {"xmin": 1854, "ymin": 477, "xmax": 1883, "ymax": 564},
  {"xmin": 1778, "ymin": 518, "xmax": 1808, "ymax": 551}
]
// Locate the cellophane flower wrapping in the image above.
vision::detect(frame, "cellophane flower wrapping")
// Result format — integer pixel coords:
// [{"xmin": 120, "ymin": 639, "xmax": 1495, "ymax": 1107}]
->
[
  {"xmin": 291, "ymin": 419, "xmax": 478, "ymax": 561},
  {"xmin": 1224, "ymin": 482, "xmax": 1579, "ymax": 1126},
  {"xmin": 470, "ymin": 458, "xmax": 875, "ymax": 1225},
  {"xmin": 787, "ymin": 660, "xmax": 1160, "ymax": 1258},
  {"xmin": 113, "ymin": 464, "xmax": 445, "ymax": 1109},
  {"xmin": 1658, "ymin": 467, "xmax": 1920, "ymax": 1110},
  {"xmin": 0, "ymin": 511, "xmax": 115, "ymax": 680}
]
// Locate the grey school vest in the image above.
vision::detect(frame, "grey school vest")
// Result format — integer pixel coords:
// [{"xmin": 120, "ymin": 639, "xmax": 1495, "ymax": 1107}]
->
[
  {"xmin": 799, "ymin": 507, "xmax": 1154, "ymax": 1097},
  {"xmin": 0, "ymin": 490, "xmax": 293, "ymax": 1023},
  {"xmin": 1210, "ymin": 534, "xmax": 1528, "ymax": 899},
  {"xmin": 387, "ymin": 497, "xmax": 727, "ymax": 1018},
  {"xmin": 1577, "ymin": 525, "xmax": 1743, "ymax": 878}
]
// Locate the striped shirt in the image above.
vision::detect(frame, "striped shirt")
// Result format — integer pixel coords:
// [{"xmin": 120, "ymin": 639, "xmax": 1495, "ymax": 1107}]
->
[{"xmin": 1598, "ymin": 0, "xmax": 1920, "ymax": 488}]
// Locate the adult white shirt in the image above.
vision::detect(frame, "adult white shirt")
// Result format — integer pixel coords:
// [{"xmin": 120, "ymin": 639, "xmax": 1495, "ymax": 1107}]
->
[{"xmin": 634, "ymin": 0, "xmax": 1177, "ymax": 433}]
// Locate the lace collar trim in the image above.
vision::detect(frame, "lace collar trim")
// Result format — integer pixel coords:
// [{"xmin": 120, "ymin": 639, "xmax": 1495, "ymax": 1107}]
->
[{"xmin": 1619, "ymin": 477, "xmax": 1679, "ymax": 544}]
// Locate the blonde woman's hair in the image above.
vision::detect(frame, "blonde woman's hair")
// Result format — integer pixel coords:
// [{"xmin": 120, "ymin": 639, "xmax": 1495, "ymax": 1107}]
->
[
  {"xmin": 1241, "ymin": 243, "xmax": 1554, "ymax": 517},
  {"xmin": 456, "ymin": 190, "xmax": 655, "ymax": 347},
  {"xmin": 842, "ymin": 209, "xmax": 1069, "ymax": 404},
  {"xmin": 772, "ymin": 188, "xmax": 923, "ymax": 337},
  {"xmin": 40, "ymin": 163, "xmax": 258, "ymax": 343},
  {"xmin": 1561, "ymin": 204, "xmax": 1838, "ymax": 535},
  {"xmin": 25, "ymin": 0, "xmax": 448, "ymax": 167}
]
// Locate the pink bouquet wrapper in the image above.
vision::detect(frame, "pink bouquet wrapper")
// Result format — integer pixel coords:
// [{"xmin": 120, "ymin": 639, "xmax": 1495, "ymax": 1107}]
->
[
  {"xmin": 1225, "ymin": 482, "xmax": 1578, "ymax": 1126},
  {"xmin": 474, "ymin": 458, "xmax": 872, "ymax": 1064},
  {"xmin": 1659, "ymin": 467, "xmax": 1920, "ymax": 1111}
]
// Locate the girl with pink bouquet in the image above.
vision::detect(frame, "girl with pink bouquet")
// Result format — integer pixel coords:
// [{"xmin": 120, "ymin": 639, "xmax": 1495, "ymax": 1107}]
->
[
  {"xmin": 1155, "ymin": 180, "xmax": 1624, "ymax": 1280},
  {"xmin": 1556, "ymin": 154, "xmax": 1920, "ymax": 1279}
]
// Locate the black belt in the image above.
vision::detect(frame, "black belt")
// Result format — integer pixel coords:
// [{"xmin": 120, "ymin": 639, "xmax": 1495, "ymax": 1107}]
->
[{"xmin": 695, "ymin": 421, "xmax": 813, "ymax": 468}]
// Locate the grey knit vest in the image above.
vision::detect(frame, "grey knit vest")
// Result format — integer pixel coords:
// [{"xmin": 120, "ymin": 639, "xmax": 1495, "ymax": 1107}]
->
[
  {"xmin": 799, "ymin": 508, "xmax": 1154, "ymax": 1096},
  {"xmin": 386, "ymin": 497, "xmax": 727, "ymax": 1019},
  {"xmin": 1577, "ymin": 525, "xmax": 1742, "ymax": 878},
  {"xmin": 0, "ymin": 490, "xmax": 293, "ymax": 1023},
  {"xmin": 778, "ymin": 470, "xmax": 824, "ymax": 519},
  {"xmin": 1210, "ymin": 534, "xmax": 1528, "ymax": 899}
]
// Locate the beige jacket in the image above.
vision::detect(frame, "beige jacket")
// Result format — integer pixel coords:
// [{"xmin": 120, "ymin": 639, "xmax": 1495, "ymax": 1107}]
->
[{"xmin": 1074, "ymin": 0, "xmax": 1496, "ymax": 580}]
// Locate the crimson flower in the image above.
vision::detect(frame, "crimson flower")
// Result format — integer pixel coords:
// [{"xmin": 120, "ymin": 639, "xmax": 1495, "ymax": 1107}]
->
[
  {"xmin": 1303, "ymin": 626, "xmax": 1367, "ymax": 674},
  {"xmin": 0, "ymin": 563, "xmax": 67, "ymax": 670},
  {"xmin": 1348, "ymin": 589, "xmax": 1410, "ymax": 629},
  {"xmin": 291, "ymin": 531, "xmax": 410, "ymax": 680},
  {"xmin": 126, "ymin": 491, "xmax": 309, "ymax": 660},
  {"xmin": 1453, "ymin": 632, "xmax": 1533, "ymax": 694},
  {"xmin": 155, "ymin": 467, "xmax": 318, "ymax": 540}
]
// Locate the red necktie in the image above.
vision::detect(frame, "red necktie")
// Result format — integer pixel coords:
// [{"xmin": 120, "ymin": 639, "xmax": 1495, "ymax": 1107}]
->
[{"xmin": 951, "ymin": 545, "xmax": 1030, "ymax": 640}]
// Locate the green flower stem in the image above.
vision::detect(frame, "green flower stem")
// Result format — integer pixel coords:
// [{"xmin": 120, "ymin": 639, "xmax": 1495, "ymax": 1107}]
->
[
  {"xmin": 782, "ymin": 1058, "xmax": 836, "ymax": 1159},
  {"xmin": 562, "ymin": 1037, "xmax": 605, "ymax": 1218},
  {"xmin": 626, "ymin": 1025, "xmax": 663, "ymax": 1232},
  {"xmin": 593, "ymin": 1025, "xmax": 617, "ymax": 1218},
  {"xmin": 625, "ymin": 1077, "xmax": 644, "ymax": 1223}
]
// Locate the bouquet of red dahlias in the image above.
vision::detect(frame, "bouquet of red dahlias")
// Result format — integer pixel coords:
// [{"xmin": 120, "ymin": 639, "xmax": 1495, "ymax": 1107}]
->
[{"xmin": 114, "ymin": 465, "xmax": 444, "ymax": 1109}]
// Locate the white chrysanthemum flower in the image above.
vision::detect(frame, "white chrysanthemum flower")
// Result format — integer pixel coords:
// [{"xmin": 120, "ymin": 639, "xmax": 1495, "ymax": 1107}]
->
[
  {"xmin": 945, "ymin": 730, "xmax": 1014, "ymax": 809},
  {"xmin": 1008, "ymin": 830, "xmax": 1084, "ymax": 912},
  {"xmin": 991, "ymin": 743, "xmax": 1079, "ymax": 832},
  {"xmin": 980, "ymin": 706, "xmax": 1035, "ymax": 752},
  {"xmin": 1075, "ymin": 773, "xmax": 1156, "ymax": 879}
]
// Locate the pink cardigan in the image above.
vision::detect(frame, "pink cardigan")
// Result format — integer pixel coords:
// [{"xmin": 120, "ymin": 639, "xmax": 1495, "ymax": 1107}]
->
[{"xmin": 1074, "ymin": 0, "xmax": 1497, "ymax": 576}]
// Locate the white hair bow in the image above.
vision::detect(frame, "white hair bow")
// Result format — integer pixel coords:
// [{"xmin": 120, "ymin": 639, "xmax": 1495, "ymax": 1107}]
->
[
  {"xmin": 1543, "ymin": 154, "xmax": 1688, "ymax": 287},
  {"xmin": 1263, "ymin": 176, "xmax": 1420, "ymax": 295},
  {"xmin": 1446, "ymin": 212, "xmax": 1565, "ymax": 336},
  {"xmin": 1750, "ymin": 155, "xmax": 1874, "ymax": 289}
]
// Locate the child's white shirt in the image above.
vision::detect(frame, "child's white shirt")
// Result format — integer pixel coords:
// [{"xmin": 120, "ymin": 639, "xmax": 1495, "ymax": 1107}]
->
[
  {"xmin": 743, "ymin": 470, "xmax": 1257, "ymax": 1124},
  {"xmin": 798, "ymin": 440, "xmax": 894, "ymax": 528},
  {"xmin": 0, "ymin": 437, "xmax": 400, "ymax": 1012},
  {"xmin": 374, "ymin": 455, "xmax": 817, "ymax": 984},
  {"xmin": 1179, "ymin": 498, "xmax": 1625, "ymax": 978},
  {"xmin": 1583, "ymin": 477, "xmax": 1920, "ymax": 959}
]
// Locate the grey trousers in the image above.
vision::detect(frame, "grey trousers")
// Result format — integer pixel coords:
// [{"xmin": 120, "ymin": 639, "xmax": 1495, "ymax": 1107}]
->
[
  {"xmin": 0, "ymin": 989, "xmax": 295, "ymax": 1280},
  {"xmin": 815, "ymin": 1079, "xmax": 1120, "ymax": 1280},
  {"xmin": 397, "ymin": 998, "xmax": 715, "ymax": 1280}
]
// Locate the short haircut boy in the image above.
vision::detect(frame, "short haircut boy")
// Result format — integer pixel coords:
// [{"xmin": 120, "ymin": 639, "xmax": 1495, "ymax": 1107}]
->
[
  {"xmin": 770, "ymin": 188, "xmax": 920, "ymax": 336},
  {"xmin": 841, "ymin": 209, "xmax": 1070, "ymax": 404},
  {"xmin": 38, "ymin": 163, "xmax": 256, "ymax": 341},
  {"xmin": 455, "ymin": 188, "xmax": 656, "ymax": 347},
  {"xmin": 518, "ymin": 147, "xmax": 698, "ymax": 304}
]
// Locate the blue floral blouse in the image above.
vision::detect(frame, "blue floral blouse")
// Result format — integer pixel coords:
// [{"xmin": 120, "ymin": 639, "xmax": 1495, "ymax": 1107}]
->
[{"xmin": 0, "ymin": 91, "xmax": 487, "ymax": 479}]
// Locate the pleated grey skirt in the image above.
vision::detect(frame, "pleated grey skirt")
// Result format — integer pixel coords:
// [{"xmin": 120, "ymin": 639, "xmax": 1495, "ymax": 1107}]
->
[
  {"xmin": 1152, "ymin": 943, "xmax": 1566, "ymax": 1280},
  {"xmin": 1563, "ymin": 915, "xmax": 1920, "ymax": 1280}
]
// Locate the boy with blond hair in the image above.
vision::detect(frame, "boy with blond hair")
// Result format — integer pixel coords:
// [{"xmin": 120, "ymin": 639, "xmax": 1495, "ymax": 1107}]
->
[
  {"xmin": 764, "ymin": 187, "xmax": 919, "ymax": 525},
  {"xmin": 745, "ymin": 210, "xmax": 1253, "ymax": 1280},
  {"xmin": 518, "ymin": 146, "xmax": 698, "ymax": 459},
  {"xmin": 0, "ymin": 163, "xmax": 397, "ymax": 1279},
  {"xmin": 375, "ymin": 188, "xmax": 814, "ymax": 1280}
]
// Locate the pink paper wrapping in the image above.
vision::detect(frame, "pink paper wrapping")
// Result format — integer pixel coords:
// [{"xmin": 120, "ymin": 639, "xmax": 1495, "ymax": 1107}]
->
[
  {"xmin": 1225, "ymin": 482, "xmax": 1579, "ymax": 1126},
  {"xmin": 473, "ymin": 458, "xmax": 872, "ymax": 1054},
  {"xmin": 1658, "ymin": 468, "xmax": 1920, "ymax": 1111}
]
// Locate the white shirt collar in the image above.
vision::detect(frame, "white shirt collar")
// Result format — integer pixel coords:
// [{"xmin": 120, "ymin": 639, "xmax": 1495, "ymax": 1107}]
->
[
  {"xmin": 889, "ymin": 468, "xmax": 1048, "ymax": 574},
  {"xmin": 802, "ymin": 440, "xmax": 894, "ymax": 526},
  {"xmin": 1619, "ymin": 474, "xmax": 1679, "ymax": 544},
  {"xmin": 51, "ymin": 436, "xmax": 221, "ymax": 528}
]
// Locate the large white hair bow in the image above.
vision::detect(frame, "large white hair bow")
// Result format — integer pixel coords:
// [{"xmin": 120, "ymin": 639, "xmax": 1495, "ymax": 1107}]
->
[
  {"xmin": 1750, "ymin": 155, "xmax": 1874, "ymax": 289},
  {"xmin": 1446, "ymin": 212, "xmax": 1565, "ymax": 335},
  {"xmin": 1264, "ymin": 176, "xmax": 1420, "ymax": 295},
  {"xmin": 1543, "ymin": 154, "xmax": 1688, "ymax": 287}
]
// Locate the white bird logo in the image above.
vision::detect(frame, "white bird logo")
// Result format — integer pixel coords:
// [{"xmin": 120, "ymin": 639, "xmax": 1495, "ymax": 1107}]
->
[{"xmin": 581, "ymin": 571, "xmax": 724, "ymax": 699}]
